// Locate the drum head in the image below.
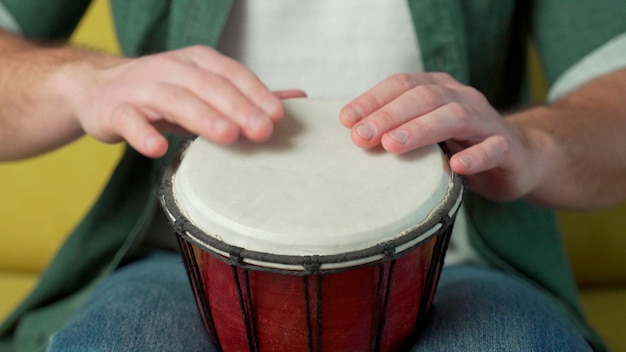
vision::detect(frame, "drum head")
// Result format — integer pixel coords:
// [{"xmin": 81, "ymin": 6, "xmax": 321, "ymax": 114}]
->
[{"xmin": 165, "ymin": 98, "xmax": 460, "ymax": 268}]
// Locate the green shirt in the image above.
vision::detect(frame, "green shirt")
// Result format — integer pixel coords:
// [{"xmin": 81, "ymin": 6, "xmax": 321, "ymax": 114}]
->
[{"xmin": 2, "ymin": 1, "xmax": 624, "ymax": 351}]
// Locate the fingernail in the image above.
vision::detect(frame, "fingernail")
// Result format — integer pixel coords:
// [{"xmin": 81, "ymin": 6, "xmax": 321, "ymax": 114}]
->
[
  {"xmin": 388, "ymin": 130, "xmax": 408, "ymax": 145},
  {"xmin": 356, "ymin": 122, "xmax": 376, "ymax": 140},
  {"xmin": 146, "ymin": 134, "xmax": 160, "ymax": 150},
  {"xmin": 458, "ymin": 155, "xmax": 473, "ymax": 170},
  {"xmin": 343, "ymin": 106, "xmax": 363, "ymax": 124},
  {"xmin": 145, "ymin": 134, "xmax": 166, "ymax": 157}
]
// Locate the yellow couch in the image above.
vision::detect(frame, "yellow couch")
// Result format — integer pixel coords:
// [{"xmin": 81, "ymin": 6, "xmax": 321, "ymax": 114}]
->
[
  {"xmin": 560, "ymin": 207, "xmax": 626, "ymax": 351},
  {"xmin": 1, "ymin": 1, "xmax": 624, "ymax": 351}
]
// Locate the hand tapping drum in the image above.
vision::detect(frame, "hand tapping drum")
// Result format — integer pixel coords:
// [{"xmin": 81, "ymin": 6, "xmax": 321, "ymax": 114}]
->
[{"xmin": 159, "ymin": 98, "xmax": 464, "ymax": 352}]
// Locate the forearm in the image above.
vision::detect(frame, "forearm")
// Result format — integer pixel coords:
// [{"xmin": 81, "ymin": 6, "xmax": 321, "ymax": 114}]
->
[
  {"xmin": 511, "ymin": 68, "xmax": 626, "ymax": 210},
  {"xmin": 0, "ymin": 30, "xmax": 122, "ymax": 160}
]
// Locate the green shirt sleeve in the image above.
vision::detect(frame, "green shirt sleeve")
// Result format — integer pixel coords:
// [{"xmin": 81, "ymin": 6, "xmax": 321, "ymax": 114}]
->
[
  {"xmin": 531, "ymin": 0, "xmax": 626, "ymax": 88},
  {"xmin": 1, "ymin": 0, "xmax": 92, "ymax": 40}
]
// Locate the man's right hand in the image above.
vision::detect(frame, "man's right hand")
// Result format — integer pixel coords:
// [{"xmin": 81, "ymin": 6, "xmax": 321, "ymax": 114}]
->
[{"xmin": 56, "ymin": 45, "xmax": 288, "ymax": 158}]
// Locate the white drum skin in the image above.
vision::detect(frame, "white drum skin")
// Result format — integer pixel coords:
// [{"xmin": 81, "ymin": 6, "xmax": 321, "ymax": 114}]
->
[{"xmin": 171, "ymin": 98, "xmax": 455, "ymax": 263}]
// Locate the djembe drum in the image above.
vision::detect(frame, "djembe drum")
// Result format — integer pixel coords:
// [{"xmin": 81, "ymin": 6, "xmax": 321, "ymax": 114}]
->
[{"xmin": 159, "ymin": 98, "xmax": 464, "ymax": 352}]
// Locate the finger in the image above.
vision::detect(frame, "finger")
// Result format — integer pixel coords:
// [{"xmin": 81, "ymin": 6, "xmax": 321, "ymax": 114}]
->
[
  {"xmin": 449, "ymin": 135, "xmax": 510, "ymax": 175},
  {"xmin": 142, "ymin": 83, "xmax": 243, "ymax": 143},
  {"xmin": 340, "ymin": 72, "xmax": 456, "ymax": 128},
  {"xmin": 158, "ymin": 69, "xmax": 273, "ymax": 142},
  {"xmin": 379, "ymin": 102, "xmax": 477, "ymax": 153},
  {"xmin": 179, "ymin": 46, "xmax": 284, "ymax": 120},
  {"xmin": 110, "ymin": 103, "xmax": 169, "ymax": 158},
  {"xmin": 350, "ymin": 85, "xmax": 456, "ymax": 149}
]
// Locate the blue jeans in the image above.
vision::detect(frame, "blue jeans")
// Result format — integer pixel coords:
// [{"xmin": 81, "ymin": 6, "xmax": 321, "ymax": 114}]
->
[{"xmin": 48, "ymin": 252, "xmax": 591, "ymax": 351}]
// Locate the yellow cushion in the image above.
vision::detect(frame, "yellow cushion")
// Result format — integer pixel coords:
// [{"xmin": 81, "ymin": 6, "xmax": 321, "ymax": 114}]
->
[
  {"xmin": 0, "ymin": 137, "xmax": 123, "ymax": 273},
  {"xmin": 0, "ymin": 271, "xmax": 39, "ymax": 321},
  {"xmin": 71, "ymin": 0, "xmax": 121, "ymax": 54},
  {"xmin": 579, "ymin": 287, "xmax": 626, "ymax": 352},
  {"xmin": 559, "ymin": 202, "xmax": 626, "ymax": 285}
]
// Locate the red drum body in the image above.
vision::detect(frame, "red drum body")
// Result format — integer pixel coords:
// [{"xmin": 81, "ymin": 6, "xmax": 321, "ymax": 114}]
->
[
  {"xmin": 160, "ymin": 98, "xmax": 464, "ymax": 351},
  {"xmin": 175, "ymin": 225, "xmax": 451, "ymax": 352}
]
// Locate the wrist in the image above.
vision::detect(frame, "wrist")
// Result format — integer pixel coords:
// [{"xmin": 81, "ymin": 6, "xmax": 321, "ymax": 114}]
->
[{"xmin": 46, "ymin": 47, "xmax": 126, "ymax": 134}]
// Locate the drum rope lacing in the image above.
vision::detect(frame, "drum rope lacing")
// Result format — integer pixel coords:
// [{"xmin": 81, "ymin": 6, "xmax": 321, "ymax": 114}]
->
[
  {"xmin": 176, "ymin": 220, "xmax": 453, "ymax": 352},
  {"xmin": 176, "ymin": 235, "xmax": 223, "ymax": 351},
  {"xmin": 230, "ymin": 257, "xmax": 259, "ymax": 352},
  {"xmin": 371, "ymin": 253, "xmax": 396, "ymax": 352}
]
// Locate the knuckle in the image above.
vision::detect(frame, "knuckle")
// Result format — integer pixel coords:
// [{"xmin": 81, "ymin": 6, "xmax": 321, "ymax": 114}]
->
[
  {"xmin": 389, "ymin": 73, "xmax": 417, "ymax": 91},
  {"xmin": 353, "ymin": 93, "xmax": 380, "ymax": 115},
  {"xmin": 433, "ymin": 72, "xmax": 455, "ymax": 84},
  {"xmin": 178, "ymin": 45, "xmax": 215, "ymax": 60},
  {"xmin": 152, "ymin": 85, "xmax": 211, "ymax": 126},
  {"xmin": 153, "ymin": 84, "xmax": 181, "ymax": 106},
  {"xmin": 476, "ymin": 146, "xmax": 491, "ymax": 164},
  {"xmin": 107, "ymin": 103, "xmax": 138, "ymax": 139},
  {"xmin": 474, "ymin": 136, "xmax": 510, "ymax": 169},
  {"xmin": 463, "ymin": 85, "xmax": 488, "ymax": 103},
  {"xmin": 215, "ymin": 55, "xmax": 247, "ymax": 78},
  {"xmin": 145, "ymin": 54, "xmax": 184, "ymax": 71},
  {"xmin": 412, "ymin": 85, "xmax": 443, "ymax": 107},
  {"xmin": 109, "ymin": 103, "xmax": 134, "ymax": 127},
  {"xmin": 186, "ymin": 44, "xmax": 209, "ymax": 54},
  {"xmin": 493, "ymin": 135, "xmax": 510, "ymax": 156},
  {"xmin": 446, "ymin": 102, "xmax": 471, "ymax": 126},
  {"xmin": 192, "ymin": 70, "xmax": 227, "ymax": 94},
  {"xmin": 375, "ymin": 107, "xmax": 397, "ymax": 126}
]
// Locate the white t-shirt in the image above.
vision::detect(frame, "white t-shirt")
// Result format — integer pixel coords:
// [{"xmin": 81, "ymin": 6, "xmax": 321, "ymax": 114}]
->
[{"xmin": 217, "ymin": 0, "xmax": 423, "ymax": 98}]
